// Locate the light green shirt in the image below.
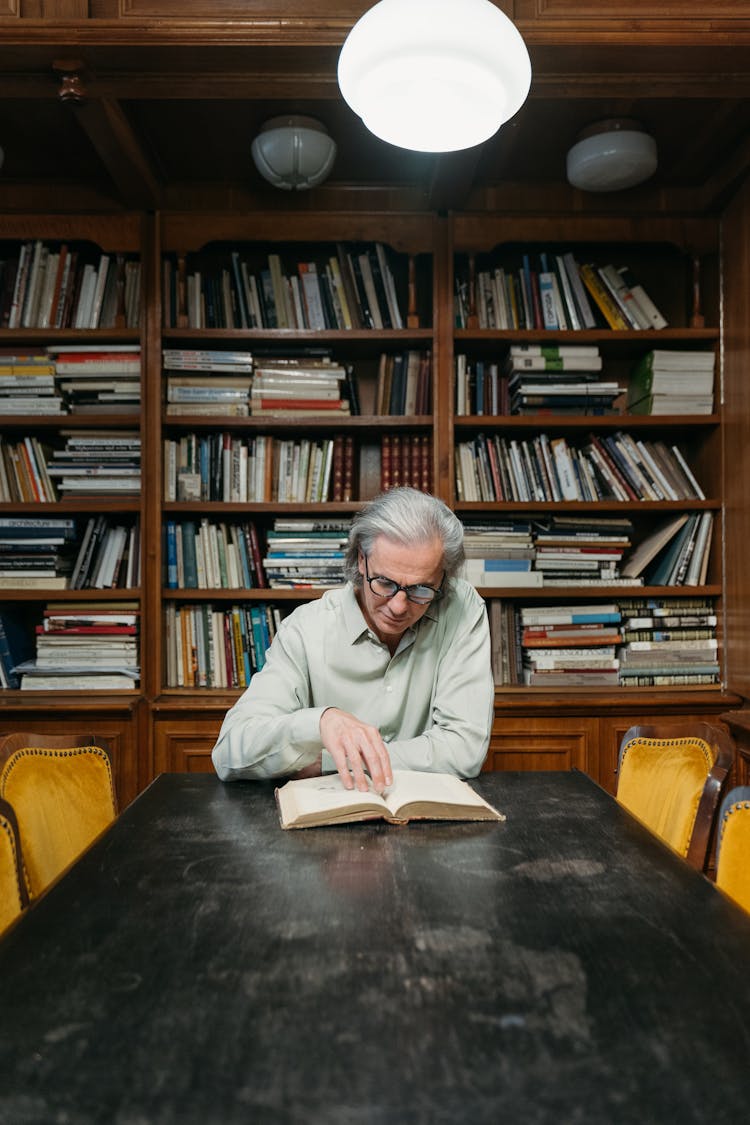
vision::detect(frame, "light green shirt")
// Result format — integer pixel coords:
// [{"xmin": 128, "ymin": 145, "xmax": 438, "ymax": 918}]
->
[{"xmin": 211, "ymin": 578, "xmax": 494, "ymax": 781}]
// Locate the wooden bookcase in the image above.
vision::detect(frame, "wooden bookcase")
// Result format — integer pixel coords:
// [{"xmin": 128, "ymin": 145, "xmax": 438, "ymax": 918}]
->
[{"xmin": 0, "ymin": 209, "xmax": 740, "ymax": 804}]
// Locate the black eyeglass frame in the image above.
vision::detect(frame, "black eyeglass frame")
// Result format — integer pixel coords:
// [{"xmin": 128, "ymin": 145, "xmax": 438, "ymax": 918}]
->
[{"xmin": 362, "ymin": 554, "xmax": 445, "ymax": 605}]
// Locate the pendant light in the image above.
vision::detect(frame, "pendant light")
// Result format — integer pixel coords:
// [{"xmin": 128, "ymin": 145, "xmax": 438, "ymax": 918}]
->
[
  {"xmin": 566, "ymin": 119, "xmax": 658, "ymax": 192},
  {"xmin": 251, "ymin": 116, "xmax": 337, "ymax": 191},
  {"xmin": 337, "ymin": 0, "xmax": 532, "ymax": 153}
]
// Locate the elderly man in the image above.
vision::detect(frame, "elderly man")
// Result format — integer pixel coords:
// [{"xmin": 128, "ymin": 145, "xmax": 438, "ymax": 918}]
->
[{"xmin": 211, "ymin": 486, "xmax": 494, "ymax": 793}]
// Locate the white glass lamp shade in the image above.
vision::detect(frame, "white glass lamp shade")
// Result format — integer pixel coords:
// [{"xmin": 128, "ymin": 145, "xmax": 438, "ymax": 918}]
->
[
  {"xmin": 566, "ymin": 123, "xmax": 658, "ymax": 192},
  {"xmin": 251, "ymin": 116, "xmax": 337, "ymax": 191},
  {"xmin": 337, "ymin": 0, "xmax": 532, "ymax": 153}
]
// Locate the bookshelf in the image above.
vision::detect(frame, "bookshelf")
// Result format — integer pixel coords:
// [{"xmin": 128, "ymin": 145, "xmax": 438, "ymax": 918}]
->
[{"xmin": 0, "ymin": 209, "xmax": 740, "ymax": 802}]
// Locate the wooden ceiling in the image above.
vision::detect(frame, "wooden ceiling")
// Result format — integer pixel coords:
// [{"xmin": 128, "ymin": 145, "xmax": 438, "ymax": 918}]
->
[{"xmin": 0, "ymin": 17, "xmax": 749, "ymax": 217}]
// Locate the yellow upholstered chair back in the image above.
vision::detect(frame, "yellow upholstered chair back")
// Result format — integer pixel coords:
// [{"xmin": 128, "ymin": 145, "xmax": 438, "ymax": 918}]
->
[
  {"xmin": 616, "ymin": 722, "xmax": 734, "ymax": 871},
  {"xmin": 0, "ymin": 796, "xmax": 28, "ymax": 933},
  {"xmin": 0, "ymin": 738, "xmax": 117, "ymax": 900},
  {"xmin": 715, "ymin": 786, "xmax": 750, "ymax": 914}
]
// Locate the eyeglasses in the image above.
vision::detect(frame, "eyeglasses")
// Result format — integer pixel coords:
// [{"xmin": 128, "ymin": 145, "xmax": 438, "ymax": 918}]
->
[{"xmin": 363, "ymin": 554, "xmax": 445, "ymax": 605}]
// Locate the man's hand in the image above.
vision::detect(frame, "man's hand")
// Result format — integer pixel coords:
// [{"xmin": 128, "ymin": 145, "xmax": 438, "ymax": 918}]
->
[{"xmin": 319, "ymin": 708, "xmax": 393, "ymax": 793}]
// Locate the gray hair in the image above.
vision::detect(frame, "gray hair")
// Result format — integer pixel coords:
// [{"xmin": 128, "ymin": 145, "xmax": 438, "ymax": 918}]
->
[{"xmin": 344, "ymin": 487, "xmax": 465, "ymax": 587}]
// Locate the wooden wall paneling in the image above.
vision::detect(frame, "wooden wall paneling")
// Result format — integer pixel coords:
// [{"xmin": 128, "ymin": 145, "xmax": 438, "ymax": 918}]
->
[
  {"xmin": 484, "ymin": 716, "xmax": 598, "ymax": 777},
  {"xmin": 152, "ymin": 717, "xmax": 225, "ymax": 775}
]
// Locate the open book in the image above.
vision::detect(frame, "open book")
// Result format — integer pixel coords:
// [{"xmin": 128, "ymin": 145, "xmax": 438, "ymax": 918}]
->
[{"xmin": 275, "ymin": 769, "xmax": 505, "ymax": 829}]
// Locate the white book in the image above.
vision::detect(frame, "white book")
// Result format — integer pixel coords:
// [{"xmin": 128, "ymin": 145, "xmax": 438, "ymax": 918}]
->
[
  {"xmin": 73, "ymin": 265, "xmax": 97, "ymax": 329},
  {"xmin": 21, "ymin": 240, "xmax": 45, "ymax": 327},
  {"xmin": 88, "ymin": 254, "xmax": 111, "ymax": 328}
]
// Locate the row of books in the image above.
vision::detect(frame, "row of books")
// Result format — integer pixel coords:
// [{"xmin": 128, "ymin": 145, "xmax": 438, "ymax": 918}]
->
[
  {"xmin": 0, "ymin": 243, "xmax": 141, "ymax": 330},
  {"xmin": 455, "ymin": 251, "xmax": 668, "ymax": 332},
  {"xmin": 70, "ymin": 517, "xmax": 141, "ymax": 590},
  {"xmin": 489, "ymin": 597, "xmax": 718, "ymax": 687},
  {"xmin": 162, "ymin": 348, "xmax": 430, "ymax": 419},
  {"xmin": 162, "ymin": 242, "xmax": 405, "ymax": 331},
  {"xmin": 164, "ymin": 602, "xmax": 280, "ymax": 689},
  {"xmin": 455, "ymin": 431, "xmax": 704, "ymax": 504},
  {"xmin": 2, "ymin": 603, "xmax": 140, "ymax": 691},
  {"xmin": 459, "ymin": 513, "xmax": 713, "ymax": 589},
  {"xmin": 0, "ymin": 346, "xmax": 142, "ymax": 416},
  {"xmin": 164, "ymin": 433, "xmax": 347, "ymax": 504},
  {"xmin": 165, "ymin": 519, "xmax": 266, "ymax": 590},
  {"xmin": 456, "ymin": 344, "xmax": 716, "ymax": 418}
]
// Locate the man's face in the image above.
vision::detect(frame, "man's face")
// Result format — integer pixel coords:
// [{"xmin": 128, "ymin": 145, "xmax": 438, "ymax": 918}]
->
[{"xmin": 356, "ymin": 534, "xmax": 445, "ymax": 647}]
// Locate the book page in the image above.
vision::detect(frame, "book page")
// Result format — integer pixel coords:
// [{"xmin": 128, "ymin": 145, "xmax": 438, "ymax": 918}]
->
[
  {"xmin": 384, "ymin": 770, "xmax": 505, "ymax": 820},
  {"xmin": 277, "ymin": 774, "xmax": 389, "ymax": 827}
]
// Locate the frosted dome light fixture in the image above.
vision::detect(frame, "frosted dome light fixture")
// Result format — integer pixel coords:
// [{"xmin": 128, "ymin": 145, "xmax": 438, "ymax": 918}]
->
[
  {"xmin": 251, "ymin": 116, "xmax": 337, "ymax": 191},
  {"xmin": 566, "ymin": 119, "xmax": 658, "ymax": 192},
  {"xmin": 337, "ymin": 0, "xmax": 532, "ymax": 153}
]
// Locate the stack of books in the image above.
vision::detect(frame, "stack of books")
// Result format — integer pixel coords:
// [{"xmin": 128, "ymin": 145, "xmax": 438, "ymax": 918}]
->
[
  {"xmin": 50, "ymin": 345, "xmax": 141, "ymax": 414},
  {"xmin": 532, "ymin": 515, "xmax": 635, "ymax": 587},
  {"xmin": 164, "ymin": 602, "xmax": 280, "ymax": 688},
  {"xmin": 46, "ymin": 430, "xmax": 141, "ymax": 497},
  {"xmin": 0, "ymin": 516, "xmax": 77, "ymax": 589},
  {"xmin": 69, "ymin": 516, "xmax": 140, "ymax": 590},
  {"xmin": 164, "ymin": 518, "xmax": 266, "ymax": 590},
  {"xmin": 164, "ymin": 348, "xmax": 253, "ymax": 417},
  {"xmin": 250, "ymin": 353, "xmax": 352, "ymax": 417},
  {"xmin": 519, "ymin": 603, "xmax": 623, "ymax": 686},
  {"xmin": 17, "ymin": 602, "xmax": 140, "ymax": 690},
  {"xmin": 460, "ymin": 520, "xmax": 540, "ymax": 588},
  {"xmin": 627, "ymin": 349, "xmax": 715, "ymax": 415},
  {"xmin": 0, "ymin": 350, "xmax": 65, "ymax": 414},
  {"xmin": 616, "ymin": 597, "xmax": 719, "ymax": 686},
  {"xmin": 506, "ymin": 344, "xmax": 623, "ymax": 416},
  {"xmin": 263, "ymin": 517, "xmax": 352, "ymax": 590}
]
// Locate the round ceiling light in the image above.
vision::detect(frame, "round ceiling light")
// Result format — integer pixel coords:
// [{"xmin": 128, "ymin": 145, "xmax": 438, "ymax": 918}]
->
[
  {"xmin": 566, "ymin": 119, "xmax": 658, "ymax": 192},
  {"xmin": 337, "ymin": 0, "xmax": 532, "ymax": 153},
  {"xmin": 251, "ymin": 116, "xmax": 337, "ymax": 191}
]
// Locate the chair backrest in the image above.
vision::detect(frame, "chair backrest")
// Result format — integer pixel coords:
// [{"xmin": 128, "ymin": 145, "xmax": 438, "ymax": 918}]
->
[
  {"xmin": 0, "ymin": 736, "xmax": 118, "ymax": 900},
  {"xmin": 616, "ymin": 722, "xmax": 734, "ymax": 871},
  {"xmin": 715, "ymin": 785, "xmax": 750, "ymax": 913},
  {"xmin": 0, "ymin": 796, "xmax": 29, "ymax": 933}
]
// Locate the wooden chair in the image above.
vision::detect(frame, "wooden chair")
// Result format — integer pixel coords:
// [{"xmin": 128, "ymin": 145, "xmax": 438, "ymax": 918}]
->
[
  {"xmin": 616, "ymin": 722, "xmax": 734, "ymax": 872},
  {"xmin": 0, "ymin": 796, "xmax": 29, "ymax": 933},
  {"xmin": 715, "ymin": 786, "xmax": 750, "ymax": 913},
  {"xmin": 0, "ymin": 733, "xmax": 118, "ymax": 900}
]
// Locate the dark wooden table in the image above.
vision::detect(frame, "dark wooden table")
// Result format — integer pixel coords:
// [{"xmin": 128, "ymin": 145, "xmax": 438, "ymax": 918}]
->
[{"xmin": 2, "ymin": 770, "xmax": 750, "ymax": 1124}]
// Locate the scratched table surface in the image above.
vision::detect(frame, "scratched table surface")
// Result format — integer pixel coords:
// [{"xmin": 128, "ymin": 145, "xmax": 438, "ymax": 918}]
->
[{"xmin": 2, "ymin": 770, "xmax": 750, "ymax": 1125}]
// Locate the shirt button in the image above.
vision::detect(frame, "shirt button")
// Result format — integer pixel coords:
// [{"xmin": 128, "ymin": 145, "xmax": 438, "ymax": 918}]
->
[{"xmin": 385, "ymin": 685, "xmax": 393, "ymax": 693}]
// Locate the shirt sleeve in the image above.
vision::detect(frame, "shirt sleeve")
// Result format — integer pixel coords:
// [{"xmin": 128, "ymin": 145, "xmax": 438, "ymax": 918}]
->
[
  {"xmin": 211, "ymin": 612, "xmax": 327, "ymax": 781},
  {"xmin": 384, "ymin": 586, "xmax": 494, "ymax": 779}
]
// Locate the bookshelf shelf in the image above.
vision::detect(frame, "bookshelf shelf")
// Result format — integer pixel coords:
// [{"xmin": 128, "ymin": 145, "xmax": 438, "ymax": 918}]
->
[
  {"xmin": 455, "ymin": 500, "xmax": 720, "ymax": 512},
  {"xmin": 475, "ymin": 584, "xmax": 722, "ymax": 599},
  {"xmin": 454, "ymin": 415, "xmax": 719, "ymax": 430},
  {"xmin": 163, "ymin": 588, "xmax": 324, "ymax": 602}
]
